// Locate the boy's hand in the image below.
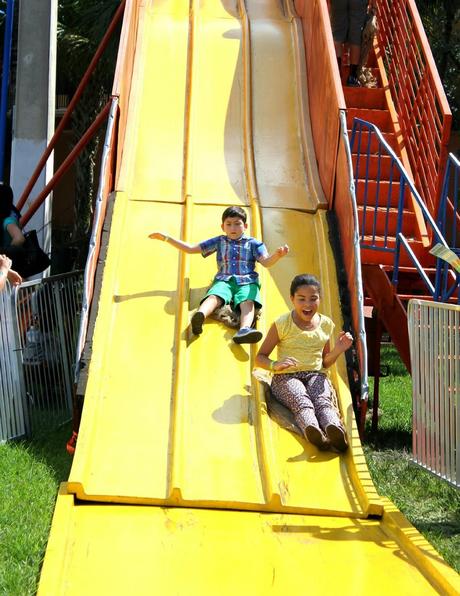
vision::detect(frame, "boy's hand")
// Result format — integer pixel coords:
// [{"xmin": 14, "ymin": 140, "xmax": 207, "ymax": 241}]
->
[
  {"xmin": 337, "ymin": 331, "xmax": 353, "ymax": 352},
  {"xmin": 273, "ymin": 356, "xmax": 299, "ymax": 371},
  {"xmin": 7, "ymin": 269, "xmax": 22, "ymax": 286},
  {"xmin": 276, "ymin": 244, "xmax": 289, "ymax": 258},
  {"xmin": 149, "ymin": 232, "xmax": 166, "ymax": 241}
]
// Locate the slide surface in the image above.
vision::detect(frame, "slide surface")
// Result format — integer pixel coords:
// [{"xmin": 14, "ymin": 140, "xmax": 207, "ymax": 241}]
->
[{"xmin": 38, "ymin": 0, "xmax": 460, "ymax": 593}]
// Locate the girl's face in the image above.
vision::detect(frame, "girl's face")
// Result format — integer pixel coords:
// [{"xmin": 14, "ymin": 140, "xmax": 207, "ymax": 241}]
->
[{"xmin": 291, "ymin": 284, "xmax": 320, "ymax": 324}]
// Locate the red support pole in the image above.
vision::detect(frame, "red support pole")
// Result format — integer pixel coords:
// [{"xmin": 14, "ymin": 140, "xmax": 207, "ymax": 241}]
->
[
  {"xmin": 16, "ymin": 0, "xmax": 126, "ymax": 212},
  {"xmin": 20, "ymin": 100, "xmax": 112, "ymax": 228}
]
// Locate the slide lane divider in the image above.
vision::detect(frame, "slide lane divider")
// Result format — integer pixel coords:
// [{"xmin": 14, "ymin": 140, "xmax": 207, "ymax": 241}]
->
[
  {"xmin": 166, "ymin": 0, "xmax": 197, "ymax": 504},
  {"xmin": 239, "ymin": 0, "xmax": 284, "ymax": 510}
]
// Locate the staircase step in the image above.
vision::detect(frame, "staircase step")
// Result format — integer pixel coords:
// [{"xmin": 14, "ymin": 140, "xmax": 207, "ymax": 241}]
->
[
  {"xmin": 348, "ymin": 108, "xmax": 393, "ymax": 132},
  {"xmin": 352, "ymin": 154, "xmax": 394, "ymax": 179},
  {"xmin": 349, "ymin": 129, "xmax": 399, "ymax": 154},
  {"xmin": 358, "ymin": 206, "xmax": 417, "ymax": 237},
  {"xmin": 344, "ymin": 87, "xmax": 386, "ymax": 110},
  {"xmin": 355, "ymin": 179, "xmax": 407, "ymax": 208},
  {"xmin": 360, "ymin": 237, "xmax": 426, "ymax": 267},
  {"xmin": 365, "ymin": 53, "xmax": 378, "ymax": 68}
]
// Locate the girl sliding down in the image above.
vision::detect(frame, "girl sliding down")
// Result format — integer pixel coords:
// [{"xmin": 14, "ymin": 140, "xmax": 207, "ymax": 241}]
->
[{"xmin": 255, "ymin": 273, "xmax": 352, "ymax": 451}]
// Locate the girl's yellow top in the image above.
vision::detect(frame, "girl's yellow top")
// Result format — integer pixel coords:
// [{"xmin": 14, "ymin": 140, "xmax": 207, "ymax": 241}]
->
[{"xmin": 274, "ymin": 311, "xmax": 335, "ymax": 374}]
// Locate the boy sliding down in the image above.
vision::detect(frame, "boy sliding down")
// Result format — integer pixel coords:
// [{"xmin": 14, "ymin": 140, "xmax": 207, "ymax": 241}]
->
[{"xmin": 149, "ymin": 206, "xmax": 289, "ymax": 344}]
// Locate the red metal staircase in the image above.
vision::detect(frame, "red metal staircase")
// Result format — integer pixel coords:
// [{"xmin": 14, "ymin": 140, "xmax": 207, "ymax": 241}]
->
[{"xmin": 338, "ymin": 4, "xmax": 458, "ymax": 428}]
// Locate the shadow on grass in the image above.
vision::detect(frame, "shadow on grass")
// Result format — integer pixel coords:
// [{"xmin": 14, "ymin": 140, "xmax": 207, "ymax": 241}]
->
[
  {"xmin": 415, "ymin": 519, "xmax": 460, "ymax": 537},
  {"xmin": 24, "ymin": 421, "xmax": 73, "ymax": 484},
  {"xmin": 364, "ymin": 428, "xmax": 411, "ymax": 451}
]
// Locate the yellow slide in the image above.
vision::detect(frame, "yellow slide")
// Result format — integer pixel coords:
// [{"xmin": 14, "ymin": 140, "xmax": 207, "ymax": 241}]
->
[{"xmin": 39, "ymin": 0, "xmax": 460, "ymax": 593}]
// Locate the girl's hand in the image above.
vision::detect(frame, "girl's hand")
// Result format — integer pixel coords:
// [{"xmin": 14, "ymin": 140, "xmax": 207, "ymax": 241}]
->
[
  {"xmin": 273, "ymin": 356, "xmax": 299, "ymax": 371},
  {"xmin": 337, "ymin": 331, "xmax": 353, "ymax": 352},
  {"xmin": 0, "ymin": 254, "xmax": 12, "ymax": 270},
  {"xmin": 7, "ymin": 269, "xmax": 22, "ymax": 286},
  {"xmin": 149, "ymin": 232, "xmax": 167, "ymax": 241},
  {"xmin": 276, "ymin": 245, "xmax": 289, "ymax": 258}
]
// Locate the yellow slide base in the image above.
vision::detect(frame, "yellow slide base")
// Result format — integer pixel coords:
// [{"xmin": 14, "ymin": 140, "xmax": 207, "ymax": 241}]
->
[{"xmin": 39, "ymin": 486, "xmax": 460, "ymax": 596}]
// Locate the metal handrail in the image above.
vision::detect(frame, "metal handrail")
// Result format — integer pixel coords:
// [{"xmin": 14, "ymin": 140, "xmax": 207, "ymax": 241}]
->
[
  {"xmin": 435, "ymin": 154, "xmax": 460, "ymax": 302},
  {"xmin": 351, "ymin": 118, "xmax": 459, "ymax": 303},
  {"xmin": 437, "ymin": 153, "xmax": 460, "ymax": 245},
  {"xmin": 339, "ymin": 111, "xmax": 369, "ymax": 417},
  {"xmin": 74, "ymin": 96, "xmax": 119, "ymax": 380}
]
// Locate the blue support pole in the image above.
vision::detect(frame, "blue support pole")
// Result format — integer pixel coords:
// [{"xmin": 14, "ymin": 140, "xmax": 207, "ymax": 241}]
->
[{"xmin": 0, "ymin": 0, "xmax": 15, "ymax": 180}]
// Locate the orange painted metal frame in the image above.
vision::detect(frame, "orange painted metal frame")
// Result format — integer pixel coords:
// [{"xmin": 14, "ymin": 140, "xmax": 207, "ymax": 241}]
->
[
  {"xmin": 294, "ymin": 0, "xmax": 345, "ymax": 205},
  {"xmin": 375, "ymin": 0, "xmax": 452, "ymax": 218},
  {"xmin": 112, "ymin": 0, "xmax": 140, "ymax": 183},
  {"xmin": 20, "ymin": 101, "xmax": 112, "ymax": 228}
]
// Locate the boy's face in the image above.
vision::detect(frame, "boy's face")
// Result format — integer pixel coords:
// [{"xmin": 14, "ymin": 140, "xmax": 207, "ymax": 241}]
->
[{"xmin": 221, "ymin": 216, "xmax": 247, "ymax": 240}]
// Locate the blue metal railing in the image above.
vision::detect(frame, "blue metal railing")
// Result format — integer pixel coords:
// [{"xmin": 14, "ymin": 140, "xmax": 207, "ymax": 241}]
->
[
  {"xmin": 435, "ymin": 154, "xmax": 460, "ymax": 301},
  {"xmin": 350, "ymin": 118, "xmax": 459, "ymax": 303},
  {"xmin": 0, "ymin": 0, "xmax": 15, "ymax": 179}
]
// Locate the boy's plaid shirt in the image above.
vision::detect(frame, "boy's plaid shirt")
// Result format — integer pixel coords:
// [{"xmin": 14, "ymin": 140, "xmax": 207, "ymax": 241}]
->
[{"xmin": 200, "ymin": 234, "xmax": 268, "ymax": 285}]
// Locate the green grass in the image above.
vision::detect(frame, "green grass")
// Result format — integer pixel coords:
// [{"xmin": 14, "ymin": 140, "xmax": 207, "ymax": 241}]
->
[
  {"xmin": 0, "ymin": 423, "xmax": 72, "ymax": 596},
  {"xmin": 365, "ymin": 344, "xmax": 460, "ymax": 573}
]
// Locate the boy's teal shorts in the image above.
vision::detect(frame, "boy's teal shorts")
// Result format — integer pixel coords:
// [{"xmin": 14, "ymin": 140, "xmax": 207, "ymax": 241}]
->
[{"xmin": 202, "ymin": 277, "xmax": 262, "ymax": 310}]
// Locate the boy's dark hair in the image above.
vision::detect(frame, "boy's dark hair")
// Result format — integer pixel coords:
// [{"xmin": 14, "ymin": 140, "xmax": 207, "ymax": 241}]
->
[
  {"xmin": 221, "ymin": 206, "xmax": 247, "ymax": 224},
  {"xmin": 290, "ymin": 273, "xmax": 321, "ymax": 297}
]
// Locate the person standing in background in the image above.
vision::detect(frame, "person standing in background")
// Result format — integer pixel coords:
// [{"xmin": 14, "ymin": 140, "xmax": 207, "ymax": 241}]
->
[{"xmin": 330, "ymin": 0, "xmax": 376, "ymax": 86}]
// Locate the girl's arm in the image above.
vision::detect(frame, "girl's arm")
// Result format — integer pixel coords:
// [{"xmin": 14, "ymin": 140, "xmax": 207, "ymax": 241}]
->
[
  {"xmin": 148, "ymin": 232, "xmax": 202, "ymax": 254},
  {"xmin": 0, "ymin": 254, "xmax": 11, "ymax": 291},
  {"xmin": 7, "ymin": 269, "xmax": 22, "ymax": 286},
  {"xmin": 7, "ymin": 222, "xmax": 25, "ymax": 247},
  {"xmin": 322, "ymin": 331, "xmax": 353, "ymax": 368},
  {"xmin": 258, "ymin": 244, "xmax": 289, "ymax": 268},
  {"xmin": 256, "ymin": 323, "xmax": 299, "ymax": 372}
]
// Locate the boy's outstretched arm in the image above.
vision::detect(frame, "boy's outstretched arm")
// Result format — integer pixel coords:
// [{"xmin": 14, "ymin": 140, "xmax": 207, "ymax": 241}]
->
[
  {"xmin": 322, "ymin": 331, "xmax": 353, "ymax": 368},
  {"xmin": 148, "ymin": 232, "xmax": 202, "ymax": 254},
  {"xmin": 258, "ymin": 244, "xmax": 289, "ymax": 268}
]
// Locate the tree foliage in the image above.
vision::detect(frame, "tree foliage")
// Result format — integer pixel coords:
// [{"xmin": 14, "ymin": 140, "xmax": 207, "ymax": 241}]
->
[{"xmin": 417, "ymin": 0, "xmax": 460, "ymax": 129}]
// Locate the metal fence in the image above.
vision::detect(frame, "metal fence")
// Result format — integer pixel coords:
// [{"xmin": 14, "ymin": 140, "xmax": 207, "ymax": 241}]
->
[
  {"xmin": 0, "ymin": 271, "xmax": 83, "ymax": 441},
  {"xmin": 408, "ymin": 299, "xmax": 460, "ymax": 488},
  {"xmin": 0, "ymin": 281, "xmax": 27, "ymax": 441}
]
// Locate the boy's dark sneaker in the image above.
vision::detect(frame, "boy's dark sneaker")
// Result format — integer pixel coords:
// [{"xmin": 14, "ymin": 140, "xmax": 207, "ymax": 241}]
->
[
  {"xmin": 325, "ymin": 424, "xmax": 349, "ymax": 452},
  {"xmin": 233, "ymin": 327, "xmax": 263, "ymax": 344},
  {"xmin": 304, "ymin": 425, "xmax": 329, "ymax": 450},
  {"xmin": 346, "ymin": 74, "xmax": 360, "ymax": 87},
  {"xmin": 191, "ymin": 311, "xmax": 205, "ymax": 335}
]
